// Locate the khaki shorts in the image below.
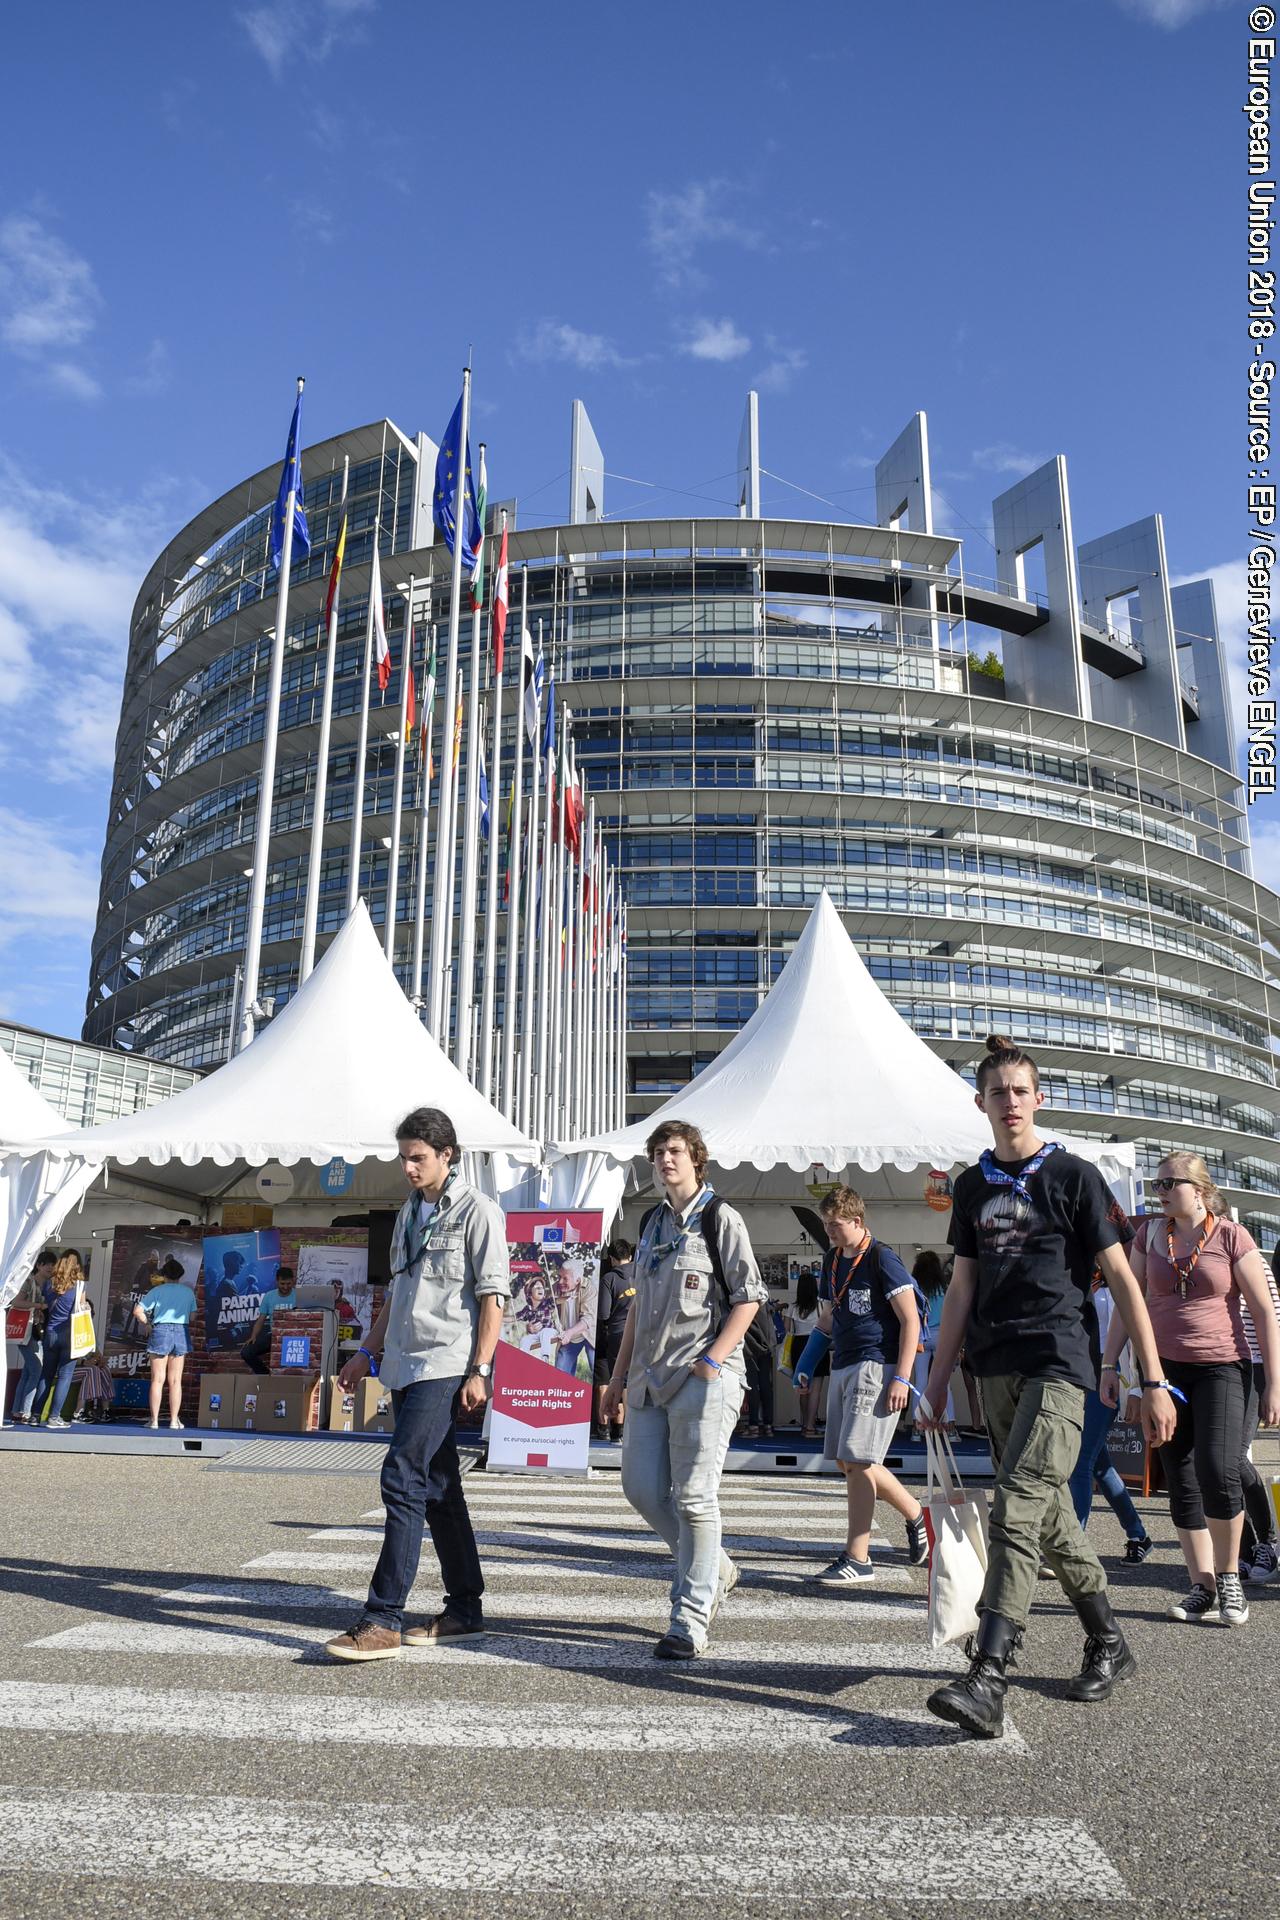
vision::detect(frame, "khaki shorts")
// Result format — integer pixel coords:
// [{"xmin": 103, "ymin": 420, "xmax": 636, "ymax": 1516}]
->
[{"xmin": 824, "ymin": 1360, "xmax": 900, "ymax": 1465}]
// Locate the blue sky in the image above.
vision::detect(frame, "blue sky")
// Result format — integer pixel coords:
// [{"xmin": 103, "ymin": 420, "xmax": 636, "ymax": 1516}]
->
[{"xmin": 0, "ymin": 0, "xmax": 1262, "ymax": 1040}]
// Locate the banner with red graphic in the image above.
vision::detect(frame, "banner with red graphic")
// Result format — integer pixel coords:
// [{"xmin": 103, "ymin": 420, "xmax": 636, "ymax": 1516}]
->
[
  {"xmin": 491, "ymin": 1208, "xmax": 603, "ymax": 1472},
  {"xmin": 489, "ymin": 1339, "xmax": 593, "ymax": 1473}
]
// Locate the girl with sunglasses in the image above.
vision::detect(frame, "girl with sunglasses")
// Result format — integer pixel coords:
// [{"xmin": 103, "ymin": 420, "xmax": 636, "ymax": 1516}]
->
[{"xmin": 1101, "ymin": 1153, "xmax": 1280, "ymax": 1626}]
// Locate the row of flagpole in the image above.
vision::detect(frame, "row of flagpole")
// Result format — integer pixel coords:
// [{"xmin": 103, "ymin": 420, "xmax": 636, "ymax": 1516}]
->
[{"xmin": 238, "ymin": 371, "xmax": 627, "ymax": 1143}]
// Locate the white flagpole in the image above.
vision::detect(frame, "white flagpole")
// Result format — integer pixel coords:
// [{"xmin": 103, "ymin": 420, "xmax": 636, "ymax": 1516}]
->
[
  {"xmin": 427, "ymin": 369, "xmax": 473, "ymax": 1042},
  {"xmin": 346, "ymin": 520, "xmax": 380, "ymax": 916},
  {"xmin": 617, "ymin": 902, "xmax": 628, "ymax": 1127},
  {"xmin": 454, "ymin": 444, "xmax": 487, "ymax": 1077},
  {"xmin": 410, "ymin": 616, "xmax": 437, "ymax": 1005},
  {"xmin": 383, "ymin": 576, "xmax": 415, "ymax": 963},
  {"xmin": 501, "ymin": 567, "xmax": 530, "ymax": 1118},
  {"xmin": 478, "ymin": 512, "xmax": 509, "ymax": 1099},
  {"xmin": 558, "ymin": 720, "xmax": 578, "ymax": 1138},
  {"xmin": 576, "ymin": 790, "xmax": 594, "ymax": 1134},
  {"xmin": 519, "ymin": 622, "xmax": 545, "ymax": 1135},
  {"xmin": 441, "ymin": 669, "xmax": 465, "ymax": 1052},
  {"xmin": 240, "ymin": 375, "xmax": 304, "ymax": 1053},
  {"xmin": 300, "ymin": 454, "xmax": 347, "ymax": 982},
  {"xmin": 546, "ymin": 709, "xmax": 566, "ymax": 1137}
]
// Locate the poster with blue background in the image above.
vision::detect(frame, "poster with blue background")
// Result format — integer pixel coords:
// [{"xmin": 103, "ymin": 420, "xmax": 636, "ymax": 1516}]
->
[{"xmin": 201, "ymin": 1229, "xmax": 282, "ymax": 1352}]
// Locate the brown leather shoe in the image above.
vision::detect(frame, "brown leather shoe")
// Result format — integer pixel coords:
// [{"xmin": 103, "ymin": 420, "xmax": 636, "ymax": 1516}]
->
[
  {"xmin": 403, "ymin": 1611, "xmax": 486, "ymax": 1647},
  {"xmin": 324, "ymin": 1620, "xmax": 402, "ymax": 1662}
]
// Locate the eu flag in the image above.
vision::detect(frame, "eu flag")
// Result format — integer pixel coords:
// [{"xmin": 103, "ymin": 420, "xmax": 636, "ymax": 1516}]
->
[
  {"xmin": 541, "ymin": 668, "xmax": 556, "ymax": 763},
  {"xmin": 270, "ymin": 389, "xmax": 311, "ymax": 572},
  {"xmin": 433, "ymin": 394, "xmax": 482, "ymax": 565}
]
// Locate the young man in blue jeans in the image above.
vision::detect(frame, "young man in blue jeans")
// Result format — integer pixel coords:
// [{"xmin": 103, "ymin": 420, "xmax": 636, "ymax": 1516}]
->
[
  {"xmin": 324, "ymin": 1107, "xmax": 510, "ymax": 1663},
  {"xmin": 601, "ymin": 1119, "xmax": 767, "ymax": 1659}
]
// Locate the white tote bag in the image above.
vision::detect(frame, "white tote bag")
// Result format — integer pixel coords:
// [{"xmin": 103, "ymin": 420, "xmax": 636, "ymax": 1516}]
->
[{"xmin": 923, "ymin": 1426, "xmax": 990, "ymax": 1649}]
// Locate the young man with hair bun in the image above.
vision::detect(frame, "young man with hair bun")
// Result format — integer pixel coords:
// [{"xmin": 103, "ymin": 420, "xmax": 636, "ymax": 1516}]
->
[
  {"xmin": 919, "ymin": 1036, "xmax": 1177, "ymax": 1738},
  {"xmin": 601, "ymin": 1119, "xmax": 768, "ymax": 1660}
]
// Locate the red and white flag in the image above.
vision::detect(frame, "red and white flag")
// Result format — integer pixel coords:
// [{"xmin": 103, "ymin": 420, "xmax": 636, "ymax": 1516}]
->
[
  {"xmin": 491, "ymin": 522, "xmax": 509, "ymax": 675},
  {"xmin": 371, "ymin": 539, "xmax": 390, "ymax": 693}
]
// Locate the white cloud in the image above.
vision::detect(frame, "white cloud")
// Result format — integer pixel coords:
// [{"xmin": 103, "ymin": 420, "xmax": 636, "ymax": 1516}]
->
[
  {"xmin": 0, "ymin": 214, "xmax": 101, "ymax": 400},
  {"xmin": 238, "ymin": 0, "xmax": 377, "ymax": 79},
  {"xmin": 679, "ymin": 317, "xmax": 751, "ymax": 363},
  {"xmin": 971, "ymin": 443, "xmax": 1049, "ymax": 478},
  {"xmin": 754, "ymin": 338, "xmax": 807, "ymax": 394},
  {"xmin": 645, "ymin": 179, "xmax": 763, "ymax": 291},
  {"xmin": 513, "ymin": 319, "xmax": 633, "ymax": 372},
  {"xmin": 0, "ymin": 808, "xmax": 100, "ymax": 945},
  {"xmin": 1113, "ymin": 0, "xmax": 1230, "ymax": 26},
  {"xmin": 125, "ymin": 339, "xmax": 171, "ymax": 397}
]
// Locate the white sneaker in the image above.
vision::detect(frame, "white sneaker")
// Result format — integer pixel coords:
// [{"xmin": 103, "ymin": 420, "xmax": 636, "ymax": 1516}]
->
[
  {"xmin": 170, "ymin": 1419, "xmax": 185, "ymax": 1430},
  {"xmin": 1217, "ymin": 1571, "xmax": 1250, "ymax": 1627},
  {"xmin": 147, "ymin": 1421, "xmax": 160, "ymax": 1430}
]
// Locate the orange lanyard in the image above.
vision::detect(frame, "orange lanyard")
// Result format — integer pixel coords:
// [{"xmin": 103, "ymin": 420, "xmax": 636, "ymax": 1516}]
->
[{"xmin": 828, "ymin": 1237, "xmax": 871, "ymax": 1309}]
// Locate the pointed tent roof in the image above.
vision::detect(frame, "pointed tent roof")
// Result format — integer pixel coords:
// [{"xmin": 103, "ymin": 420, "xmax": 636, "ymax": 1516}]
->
[
  {"xmin": 569, "ymin": 891, "xmax": 1132, "ymax": 1183},
  {"xmin": 0, "ymin": 1046, "xmax": 67, "ymax": 1148},
  {"xmin": 26, "ymin": 902, "xmax": 537, "ymax": 1181}
]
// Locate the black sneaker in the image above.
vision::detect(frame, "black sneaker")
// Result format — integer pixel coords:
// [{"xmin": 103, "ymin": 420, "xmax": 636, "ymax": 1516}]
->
[
  {"xmin": 905, "ymin": 1513, "xmax": 930, "ymax": 1567},
  {"xmin": 1122, "ymin": 1536, "xmax": 1153, "ymax": 1565},
  {"xmin": 811, "ymin": 1552, "xmax": 876, "ymax": 1586},
  {"xmin": 1245, "ymin": 1541, "xmax": 1279, "ymax": 1583},
  {"xmin": 1168, "ymin": 1581, "xmax": 1216, "ymax": 1623},
  {"xmin": 654, "ymin": 1632, "xmax": 698, "ymax": 1660}
]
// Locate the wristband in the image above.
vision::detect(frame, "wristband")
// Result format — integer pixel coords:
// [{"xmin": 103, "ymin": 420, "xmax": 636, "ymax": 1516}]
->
[
  {"xmin": 1148, "ymin": 1379, "xmax": 1188, "ymax": 1404},
  {"xmin": 1099, "ymin": 1364, "xmax": 1118, "ymax": 1374},
  {"xmin": 891, "ymin": 1374, "xmax": 918, "ymax": 1393},
  {"xmin": 358, "ymin": 1347, "xmax": 379, "ymax": 1378},
  {"xmin": 699, "ymin": 1353, "xmax": 723, "ymax": 1371}
]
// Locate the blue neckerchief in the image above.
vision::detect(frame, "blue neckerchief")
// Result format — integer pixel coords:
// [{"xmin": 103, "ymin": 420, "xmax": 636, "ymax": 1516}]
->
[
  {"xmin": 979, "ymin": 1140, "xmax": 1059, "ymax": 1207},
  {"xmin": 643, "ymin": 1184, "xmax": 714, "ymax": 1277},
  {"xmin": 397, "ymin": 1170, "xmax": 456, "ymax": 1275}
]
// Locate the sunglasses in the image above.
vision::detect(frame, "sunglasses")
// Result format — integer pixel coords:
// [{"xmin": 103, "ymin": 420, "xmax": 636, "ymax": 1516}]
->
[{"xmin": 1150, "ymin": 1177, "xmax": 1194, "ymax": 1193}]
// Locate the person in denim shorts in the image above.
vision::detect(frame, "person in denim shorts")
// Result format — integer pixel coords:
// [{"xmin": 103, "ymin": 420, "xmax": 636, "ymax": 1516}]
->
[{"xmin": 131, "ymin": 1257, "xmax": 197, "ymax": 1431}]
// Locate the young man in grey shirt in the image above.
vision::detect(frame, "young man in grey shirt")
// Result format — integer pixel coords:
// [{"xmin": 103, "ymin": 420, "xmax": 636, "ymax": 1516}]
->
[
  {"xmin": 325, "ymin": 1107, "xmax": 510, "ymax": 1663},
  {"xmin": 601, "ymin": 1119, "xmax": 767, "ymax": 1659}
]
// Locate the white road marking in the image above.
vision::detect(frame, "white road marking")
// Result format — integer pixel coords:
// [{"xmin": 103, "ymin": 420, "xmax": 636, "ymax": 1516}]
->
[
  {"xmin": 0, "ymin": 1686, "xmax": 1022, "ymax": 1754},
  {"xmin": 0, "ymin": 1796, "xmax": 1124, "ymax": 1894},
  {"xmin": 242, "ymin": 1549, "xmax": 920, "ymax": 1589},
  {"xmin": 26, "ymin": 1620, "xmax": 930, "ymax": 1663},
  {"xmin": 160, "ymin": 1580, "xmax": 927, "ymax": 1622},
  {"xmin": 312, "ymin": 1525, "xmax": 899, "ymax": 1558}
]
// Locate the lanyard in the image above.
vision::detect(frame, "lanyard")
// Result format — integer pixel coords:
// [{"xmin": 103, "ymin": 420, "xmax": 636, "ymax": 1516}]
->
[
  {"xmin": 643, "ymin": 1186, "xmax": 712, "ymax": 1277},
  {"xmin": 827, "ymin": 1237, "xmax": 871, "ymax": 1310},
  {"xmin": 979, "ymin": 1140, "xmax": 1060, "ymax": 1206},
  {"xmin": 399, "ymin": 1174, "xmax": 454, "ymax": 1274}
]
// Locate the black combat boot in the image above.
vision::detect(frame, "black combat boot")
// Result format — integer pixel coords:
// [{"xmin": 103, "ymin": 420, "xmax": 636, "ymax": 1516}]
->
[
  {"xmin": 1065, "ymin": 1588, "xmax": 1137, "ymax": 1702},
  {"xmin": 926, "ymin": 1611, "xmax": 1021, "ymax": 1739}
]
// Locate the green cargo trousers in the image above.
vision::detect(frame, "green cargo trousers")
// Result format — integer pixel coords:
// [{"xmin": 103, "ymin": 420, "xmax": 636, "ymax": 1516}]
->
[{"xmin": 981, "ymin": 1373, "xmax": 1108, "ymax": 1629}]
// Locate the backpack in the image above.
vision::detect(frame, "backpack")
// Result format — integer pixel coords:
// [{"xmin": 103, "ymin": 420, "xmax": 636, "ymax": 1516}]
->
[{"xmin": 639, "ymin": 1196, "xmax": 776, "ymax": 1370}]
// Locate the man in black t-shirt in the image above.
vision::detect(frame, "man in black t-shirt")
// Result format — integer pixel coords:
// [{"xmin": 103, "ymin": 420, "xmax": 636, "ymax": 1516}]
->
[{"xmin": 919, "ymin": 1037, "xmax": 1176, "ymax": 1739}]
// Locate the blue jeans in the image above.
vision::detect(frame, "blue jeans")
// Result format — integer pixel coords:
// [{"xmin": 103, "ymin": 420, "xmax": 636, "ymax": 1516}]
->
[
  {"xmin": 792, "ymin": 1328, "xmax": 830, "ymax": 1389},
  {"xmin": 30, "ymin": 1333, "xmax": 76, "ymax": 1424},
  {"xmin": 555, "ymin": 1341, "xmax": 591, "ymax": 1378},
  {"xmin": 14, "ymin": 1339, "xmax": 45, "ymax": 1419},
  {"xmin": 621, "ymin": 1367, "xmax": 744, "ymax": 1649},
  {"xmin": 1068, "ymin": 1389, "xmax": 1147, "ymax": 1541},
  {"xmin": 362, "ymin": 1375, "xmax": 485, "ymax": 1632}
]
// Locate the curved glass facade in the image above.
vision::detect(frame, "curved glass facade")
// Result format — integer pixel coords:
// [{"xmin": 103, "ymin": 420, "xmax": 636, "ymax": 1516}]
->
[{"xmin": 87, "ymin": 418, "xmax": 1280, "ymax": 1241}]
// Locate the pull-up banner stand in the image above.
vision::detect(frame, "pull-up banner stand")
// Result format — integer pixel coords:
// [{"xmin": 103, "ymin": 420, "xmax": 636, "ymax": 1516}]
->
[{"xmin": 488, "ymin": 1209, "xmax": 603, "ymax": 1474}]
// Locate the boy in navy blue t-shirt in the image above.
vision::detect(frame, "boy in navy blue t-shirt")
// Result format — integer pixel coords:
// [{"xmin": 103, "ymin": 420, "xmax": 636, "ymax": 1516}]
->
[{"xmin": 809, "ymin": 1186, "xmax": 927, "ymax": 1585}]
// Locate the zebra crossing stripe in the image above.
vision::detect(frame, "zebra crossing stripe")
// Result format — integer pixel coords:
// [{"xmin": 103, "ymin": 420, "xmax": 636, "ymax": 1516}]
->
[
  {"xmin": 242, "ymin": 1550, "xmax": 922, "ymax": 1590},
  {"xmin": 160, "ymin": 1580, "xmax": 926, "ymax": 1622},
  {"xmin": 0, "ymin": 1683, "xmax": 1022, "ymax": 1753},
  {"xmin": 0, "ymin": 1795, "xmax": 1125, "ymax": 1894},
  {"xmin": 312, "ymin": 1525, "xmax": 900, "ymax": 1558},
  {"xmin": 25, "ymin": 1619, "xmax": 930, "ymax": 1664}
]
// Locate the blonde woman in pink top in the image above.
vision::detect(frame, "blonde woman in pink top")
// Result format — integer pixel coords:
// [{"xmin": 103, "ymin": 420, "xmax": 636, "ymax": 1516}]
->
[{"xmin": 1102, "ymin": 1152, "xmax": 1280, "ymax": 1628}]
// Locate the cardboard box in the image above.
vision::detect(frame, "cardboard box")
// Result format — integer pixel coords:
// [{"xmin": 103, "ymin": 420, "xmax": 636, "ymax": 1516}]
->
[
  {"xmin": 221, "ymin": 1203, "xmax": 273, "ymax": 1232},
  {"xmin": 258, "ymin": 1373, "xmax": 323, "ymax": 1433},
  {"xmin": 198, "ymin": 1372, "xmax": 239, "ymax": 1431},
  {"xmin": 353, "ymin": 1377, "xmax": 396, "ymax": 1434},
  {"xmin": 233, "ymin": 1377, "xmax": 265, "ymax": 1431},
  {"xmin": 326, "ymin": 1376, "xmax": 357, "ymax": 1433}
]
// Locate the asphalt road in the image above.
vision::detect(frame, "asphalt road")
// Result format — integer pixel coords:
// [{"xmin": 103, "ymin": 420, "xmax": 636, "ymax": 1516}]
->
[{"xmin": 0, "ymin": 1446, "xmax": 1275, "ymax": 1918}]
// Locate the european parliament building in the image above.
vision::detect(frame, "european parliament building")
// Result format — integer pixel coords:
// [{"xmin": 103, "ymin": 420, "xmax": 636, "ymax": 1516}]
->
[{"xmin": 86, "ymin": 398, "xmax": 1280, "ymax": 1241}]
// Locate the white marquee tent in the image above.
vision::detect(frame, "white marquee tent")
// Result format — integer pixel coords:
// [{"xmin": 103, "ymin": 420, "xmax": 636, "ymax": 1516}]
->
[
  {"xmin": 0, "ymin": 902, "xmax": 538, "ymax": 1316},
  {"xmin": 559, "ymin": 890, "xmax": 1134, "ymax": 1219}
]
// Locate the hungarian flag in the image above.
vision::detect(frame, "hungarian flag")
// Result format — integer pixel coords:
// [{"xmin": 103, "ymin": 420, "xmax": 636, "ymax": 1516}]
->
[
  {"xmin": 370, "ymin": 539, "xmax": 390, "ymax": 693},
  {"xmin": 491, "ymin": 522, "xmax": 509, "ymax": 674},
  {"xmin": 470, "ymin": 446, "xmax": 487, "ymax": 611},
  {"xmin": 323, "ymin": 514, "xmax": 347, "ymax": 630}
]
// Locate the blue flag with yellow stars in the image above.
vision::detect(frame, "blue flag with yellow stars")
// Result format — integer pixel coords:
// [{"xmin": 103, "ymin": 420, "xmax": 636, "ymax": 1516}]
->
[
  {"xmin": 433, "ymin": 393, "xmax": 482, "ymax": 565},
  {"xmin": 270, "ymin": 389, "xmax": 311, "ymax": 572}
]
